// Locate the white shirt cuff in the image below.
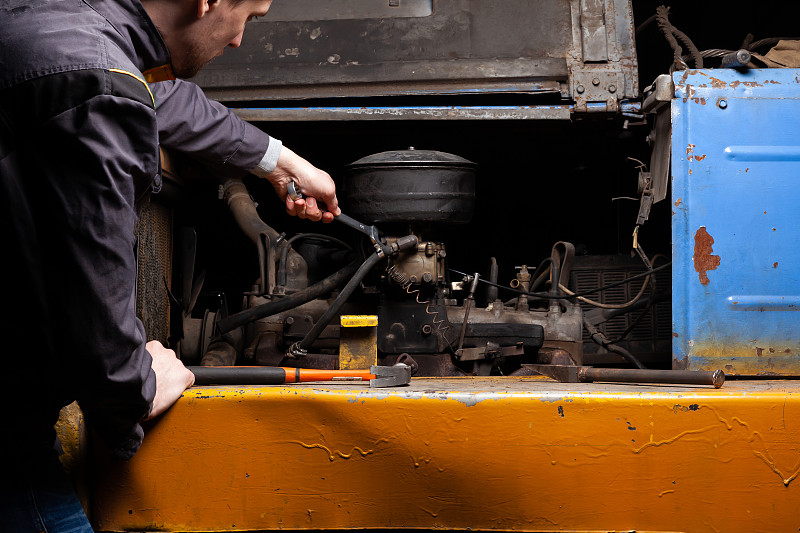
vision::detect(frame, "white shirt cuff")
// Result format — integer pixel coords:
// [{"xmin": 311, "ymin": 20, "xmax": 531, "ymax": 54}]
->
[{"xmin": 250, "ymin": 137, "xmax": 283, "ymax": 178}]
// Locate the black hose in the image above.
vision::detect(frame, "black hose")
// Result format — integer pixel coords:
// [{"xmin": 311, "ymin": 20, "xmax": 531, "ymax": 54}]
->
[
  {"xmin": 216, "ymin": 256, "xmax": 361, "ymax": 334},
  {"xmin": 584, "ymin": 318, "xmax": 647, "ymax": 370},
  {"xmin": 294, "ymin": 252, "xmax": 383, "ymax": 352},
  {"xmin": 605, "ymin": 343, "xmax": 647, "ymax": 370}
]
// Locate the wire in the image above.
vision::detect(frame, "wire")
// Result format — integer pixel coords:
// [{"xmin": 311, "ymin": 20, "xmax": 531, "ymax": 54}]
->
[
  {"xmin": 450, "ymin": 261, "xmax": 672, "ymax": 301},
  {"xmin": 556, "ymin": 246, "xmax": 661, "ymax": 310},
  {"xmin": 655, "ymin": 5, "xmax": 702, "ymax": 70},
  {"xmin": 558, "ymin": 276, "xmax": 649, "ymax": 309}
]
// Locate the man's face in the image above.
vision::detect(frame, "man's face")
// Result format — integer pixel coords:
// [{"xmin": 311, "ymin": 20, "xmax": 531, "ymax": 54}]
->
[{"xmin": 174, "ymin": 0, "xmax": 273, "ymax": 78}]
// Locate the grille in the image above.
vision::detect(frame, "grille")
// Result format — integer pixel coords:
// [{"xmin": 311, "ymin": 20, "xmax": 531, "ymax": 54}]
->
[
  {"xmin": 570, "ymin": 255, "xmax": 671, "ymax": 364},
  {"xmin": 135, "ymin": 200, "xmax": 173, "ymax": 344}
]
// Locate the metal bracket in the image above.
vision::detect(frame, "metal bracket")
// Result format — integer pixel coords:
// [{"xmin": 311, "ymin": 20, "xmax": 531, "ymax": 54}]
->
[
  {"xmin": 457, "ymin": 342, "xmax": 525, "ymax": 362},
  {"xmin": 642, "ymin": 74, "xmax": 675, "ymax": 114},
  {"xmin": 571, "ymin": 69, "xmax": 623, "ymax": 112}
]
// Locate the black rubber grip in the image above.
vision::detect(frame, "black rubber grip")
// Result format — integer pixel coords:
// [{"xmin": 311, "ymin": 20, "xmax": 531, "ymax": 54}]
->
[{"xmin": 188, "ymin": 366, "xmax": 287, "ymax": 385}]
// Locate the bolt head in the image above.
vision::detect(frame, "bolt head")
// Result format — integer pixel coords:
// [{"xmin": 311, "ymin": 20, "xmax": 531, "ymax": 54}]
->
[
  {"xmin": 608, "ymin": 84, "xmax": 617, "ymax": 93},
  {"xmin": 592, "ymin": 77, "xmax": 600, "ymax": 86},
  {"xmin": 576, "ymin": 84, "xmax": 585, "ymax": 94}
]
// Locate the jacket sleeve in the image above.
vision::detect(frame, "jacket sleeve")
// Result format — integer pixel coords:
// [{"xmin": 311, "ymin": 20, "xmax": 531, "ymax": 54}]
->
[
  {"xmin": 42, "ymin": 90, "xmax": 160, "ymax": 459},
  {"xmin": 150, "ymin": 79, "xmax": 277, "ymax": 176}
]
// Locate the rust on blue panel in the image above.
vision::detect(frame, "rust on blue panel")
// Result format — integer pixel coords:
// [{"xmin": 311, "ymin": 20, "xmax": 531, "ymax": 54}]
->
[{"xmin": 671, "ymin": 68, "xmax": 800, "ymax": 375}]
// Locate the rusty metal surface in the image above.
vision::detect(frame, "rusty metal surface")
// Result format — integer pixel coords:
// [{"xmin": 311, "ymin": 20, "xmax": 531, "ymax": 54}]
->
[
  {"xmin": 671, "ymin": 68, "xmax": 800, "ymax": 375},
  {"xmin": 193, "ymin": 0, "xmax": 638, "ymax": 112},
  {"xmin": 91, "ymin": 378, "xmax": 800, "ymax": 532}
]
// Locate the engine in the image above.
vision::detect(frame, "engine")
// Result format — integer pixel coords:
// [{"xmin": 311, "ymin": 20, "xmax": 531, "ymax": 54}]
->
[{"xmin": 164, "ymin": 147, "xmax": 658, "ymax": 378}]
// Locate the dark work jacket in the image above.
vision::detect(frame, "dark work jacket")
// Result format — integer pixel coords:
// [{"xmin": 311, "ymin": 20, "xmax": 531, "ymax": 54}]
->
[{"xmin": 0, "ymin": 0, "xmax": 271, "ymax": 460}]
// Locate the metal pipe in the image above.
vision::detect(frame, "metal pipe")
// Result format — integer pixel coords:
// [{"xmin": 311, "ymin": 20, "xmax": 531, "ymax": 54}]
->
[
  {"xmin": 221, "ymin": 178, "xmax": 282, "ymax": 295},
  {"xmin": 221, "ymin": 178, "xmax": 279, "ymax": 242},
  {"xmin": 580, "ymin": 367, "xmax": 725, "ymax": 388},
  {"xmin": 486, "ymin": 258, "xmax": 498, "ymax": 302}
]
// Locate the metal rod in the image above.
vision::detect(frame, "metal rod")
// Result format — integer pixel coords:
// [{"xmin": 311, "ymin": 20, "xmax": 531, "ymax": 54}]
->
[{"xmin": 580, "ymin": 367, "xmax": 725, "ymax": 388}]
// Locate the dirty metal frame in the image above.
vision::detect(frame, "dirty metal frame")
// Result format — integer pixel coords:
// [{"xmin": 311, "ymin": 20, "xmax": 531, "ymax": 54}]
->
[
  {"xmin": 231, "ymin": 102, "xmax": 643, "ymax": 122},
  {"xmin": 196, "ymin": 0, "xmax": 639, "ymax": 120}
]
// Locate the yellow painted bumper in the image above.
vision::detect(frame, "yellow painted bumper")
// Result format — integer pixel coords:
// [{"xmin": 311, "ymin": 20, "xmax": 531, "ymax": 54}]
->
[{"xmin": 92, "ymin": 378, "xmax": 800, "ymax": 532}]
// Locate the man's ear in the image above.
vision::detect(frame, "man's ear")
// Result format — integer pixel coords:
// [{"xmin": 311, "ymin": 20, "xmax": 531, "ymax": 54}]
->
[{"xmin": 196, "ymin": 0, "xmax": 218, "ymax": 19}]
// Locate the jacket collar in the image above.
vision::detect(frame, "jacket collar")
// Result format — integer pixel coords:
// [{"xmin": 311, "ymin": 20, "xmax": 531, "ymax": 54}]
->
[{"xmin": 85, "ymin": 0, "xmax": 175, "ymax": 81}]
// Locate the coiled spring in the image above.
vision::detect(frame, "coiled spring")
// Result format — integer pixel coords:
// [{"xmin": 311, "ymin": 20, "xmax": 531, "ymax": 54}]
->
[{"xmin": 386, "ymin": 265, "xmax": 451, "ymax": 341}]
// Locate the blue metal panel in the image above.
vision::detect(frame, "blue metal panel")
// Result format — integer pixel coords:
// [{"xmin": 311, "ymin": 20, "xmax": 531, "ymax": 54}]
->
[{"xmin": 672, "ymin": 68, "xmax": 800, "ymax": 375}]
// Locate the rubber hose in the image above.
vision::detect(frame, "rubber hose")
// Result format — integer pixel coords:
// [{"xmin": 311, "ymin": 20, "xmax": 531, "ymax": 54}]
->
[
  {"xmin": 296, "ymin": 252, "xmax": 383, "ymax": 351},
  {"xmin": 216, "ymin": 257, "xmax": 361, "ymax": 334}
]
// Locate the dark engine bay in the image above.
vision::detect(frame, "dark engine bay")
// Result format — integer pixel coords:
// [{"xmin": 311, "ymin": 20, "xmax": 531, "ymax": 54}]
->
[{"xmin": 140, "ymin": 118, "xmax": 671, "ymax": 379}]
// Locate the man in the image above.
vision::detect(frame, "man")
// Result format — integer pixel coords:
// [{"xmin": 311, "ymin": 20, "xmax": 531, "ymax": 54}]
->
[{"xmin": 0, "ymin": 0, "xmax": 338, "ymax": 530}]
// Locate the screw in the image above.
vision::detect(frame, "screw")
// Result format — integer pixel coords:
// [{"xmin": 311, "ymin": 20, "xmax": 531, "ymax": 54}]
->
[
  {"xmin": 422, "ymin": 272, "xmax": 433, "ymax": 283},
  {"xmin": 421, "ymin": 324, "xmax": 433, "ymax": 335},
  {"xmin": 285, "ymin": 317, "xmax": 295, "ymax": 325},
  {"xmin": 576, "ymin": 85, "xmax": 585, "ymax": 94}
]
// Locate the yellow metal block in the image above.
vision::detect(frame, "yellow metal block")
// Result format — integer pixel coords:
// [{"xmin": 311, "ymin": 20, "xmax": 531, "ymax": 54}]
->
[
  {"xmin": 92, "ymin": 379, "xmax": 800, "ymax": 532},
  {"xmin": 338, "ymin": 314, "xmax": 377, "ymax": 369},
  {"xmin": 340, "ymin": 315, "xmax": 378, "ymax": 327}
]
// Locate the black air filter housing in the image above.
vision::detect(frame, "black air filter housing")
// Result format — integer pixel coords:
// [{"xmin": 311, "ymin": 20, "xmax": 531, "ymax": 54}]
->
[{"xmin": 343, "ymin": 148, "xmax": 476, "ymax": 224}]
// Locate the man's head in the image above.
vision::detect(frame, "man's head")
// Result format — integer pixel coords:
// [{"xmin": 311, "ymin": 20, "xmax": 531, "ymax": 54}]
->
[{"xmin": 142, "ymin": 0, "xmax": 273, "ymax": 78}]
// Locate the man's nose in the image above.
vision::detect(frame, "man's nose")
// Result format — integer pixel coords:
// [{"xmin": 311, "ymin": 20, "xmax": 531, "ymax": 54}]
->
[{"xmin": 228, "ymin": 30, "xmax": 244, "ymax": 48}]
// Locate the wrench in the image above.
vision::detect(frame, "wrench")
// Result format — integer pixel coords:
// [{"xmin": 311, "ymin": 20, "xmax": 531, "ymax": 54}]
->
[{"xmin": 287, "ymin": 181, "xmax": 387, "ymax": 252}]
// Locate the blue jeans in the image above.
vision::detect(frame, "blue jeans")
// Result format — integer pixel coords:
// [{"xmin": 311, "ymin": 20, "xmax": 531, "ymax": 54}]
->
[{"xmin": 0, "ymin": 449, "xmax": 93, "ymax": 533}]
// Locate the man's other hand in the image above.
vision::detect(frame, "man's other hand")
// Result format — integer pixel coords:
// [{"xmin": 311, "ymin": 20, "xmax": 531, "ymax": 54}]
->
[{"xmin": 144, "ymin": 340, "xmax": 195, "ymax": 420}]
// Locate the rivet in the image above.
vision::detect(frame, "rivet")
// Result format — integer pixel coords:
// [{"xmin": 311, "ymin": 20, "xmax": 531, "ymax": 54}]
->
[
  {"xmin": 592, "ymin": 77, "xmax": 600, "ymax": 86},
  {"xmin": 608, "ymin": 84, "xmax": 617, "ymax": 93},
  {"xmin": 718, "ymin": 98, "xmax": 728, "ymax": 109},
  {"xmin": 576, "ymin": 85, "xmax": 585, "ymax": 94}
]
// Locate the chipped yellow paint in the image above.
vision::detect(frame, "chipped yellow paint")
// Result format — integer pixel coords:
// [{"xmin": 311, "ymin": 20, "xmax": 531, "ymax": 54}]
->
[
  {"xmin": 91, "ymin": 378, "xmax": 800, "ymax": 532},
  {"xmin": 340, "ymin": 315, "xmax": 378, "ymax": 327},
  {"xmin": 338, "ymin": 314, "xmax": 377, "ymax": 369}
]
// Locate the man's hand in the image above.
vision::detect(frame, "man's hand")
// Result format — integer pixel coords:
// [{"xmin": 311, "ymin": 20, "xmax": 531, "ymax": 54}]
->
[
  {"xmin": 267, "ymin": 146, "xmax": 340, "ymax": 223},
  {"xmin": 144, "ymin": 340, "xmax": 195, "ymax": 420}
]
